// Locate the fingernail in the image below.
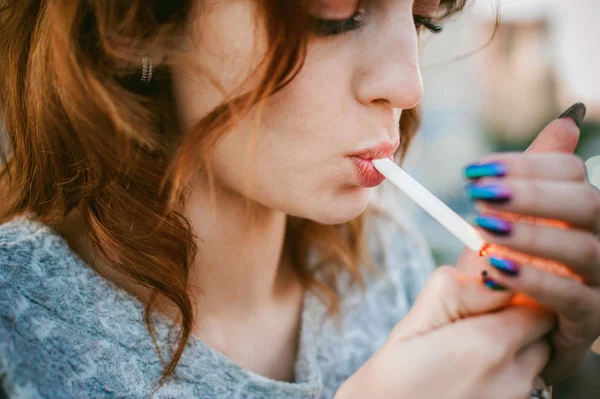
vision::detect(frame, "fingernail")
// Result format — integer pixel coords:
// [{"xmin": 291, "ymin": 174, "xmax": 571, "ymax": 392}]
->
[
  {"xmin": 476, "ymin": 216, "xmax": 513, "ymax": 236},
  {"xmin": 466, "ymin": 183, "xmax": 512, "ymax": 203},
  {"xmin": 464, "ymin": 162, "xmax": 508, "ymax": 179},
  {"xmin": 481, "ymin": 271, "xmax": 507, "ymax": 291},
  {"xmin": 489, "ymin": 257, "xmax": 520, "ymax": 276},
  {"xmin": 558, "ymin": 102, "xmax": 587, "ymax": 127}
]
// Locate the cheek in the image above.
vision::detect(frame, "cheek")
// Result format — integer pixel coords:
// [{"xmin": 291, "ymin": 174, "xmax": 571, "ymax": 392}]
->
[
  {"xmin": 212, "ymin": 124, "xmax": 372, "ymax": 224},
  {"xmin": 188, "ymin": 28, "xmax": 374, "ymax": 222},
  {"xmin": 172, "ymin": 1, "xmax": 268, "ymax": 132},
  {"xmin": 257, "ymin": 44, "xmax": 357, "ymax": 153}
]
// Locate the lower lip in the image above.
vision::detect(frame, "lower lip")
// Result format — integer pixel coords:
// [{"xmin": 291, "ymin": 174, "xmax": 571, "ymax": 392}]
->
[{"xmin": 351, "ymin": 157, "xmax": 391, "ymax": 188}]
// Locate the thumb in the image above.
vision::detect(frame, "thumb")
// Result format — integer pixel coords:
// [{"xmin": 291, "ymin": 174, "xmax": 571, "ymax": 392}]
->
[
  {"xmin": 390, "ymin": 266, "xmax": 513, "ymax": 341},
  {"xmin": 525, "ymin": 103, "xmax": 585, "ymax": 154}
]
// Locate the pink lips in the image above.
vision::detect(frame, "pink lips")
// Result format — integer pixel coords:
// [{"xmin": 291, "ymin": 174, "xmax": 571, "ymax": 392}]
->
[{"xmin": 350, "ymin": 141, "xmax": 399, "ymax": 188}]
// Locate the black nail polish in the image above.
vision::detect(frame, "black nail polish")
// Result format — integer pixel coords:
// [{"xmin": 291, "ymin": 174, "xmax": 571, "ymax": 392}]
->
[
  {"xmin": 559, "ymin": 102, "xmax": 587, "ymax": 127},
  {"xmin": 489, "ymin": 257, "xmax": 520, "ymax": 277},
  {"xmin": 483, "ymin": 277, "xmax": 507, "ymax": 291},
  {"xmin": 481, "ymin": 270, "xmax": 507, "ymax": 291},
  {"xmin": 476, "ymin": 216, "xmax": 513, "ymax": 236}
]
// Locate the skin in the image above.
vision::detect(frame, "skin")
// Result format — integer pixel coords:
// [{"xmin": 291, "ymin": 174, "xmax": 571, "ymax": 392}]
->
[
  {"xmin": 457, "ymin": 117, "xmax": 600, "ymax": 385},
  {"xmin": 63, "ymin": 0, "xmax": 599, "ymax": 392},
  {"xmin": 169, "ymin": 0, "xmax": 600, "ymax": 388},
  {"xmin": 167, "ymin": 0, "xmax": 425, "ymax": 380},
  {"xmin": 336, "ymin": 267, "xmax": 555, "ymax": 399}
]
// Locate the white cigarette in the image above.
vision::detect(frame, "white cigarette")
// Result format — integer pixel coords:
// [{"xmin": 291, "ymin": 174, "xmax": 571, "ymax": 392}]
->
[{"xmin": 372, "ymin": 158, "xmax": 485, "ymax": 252}]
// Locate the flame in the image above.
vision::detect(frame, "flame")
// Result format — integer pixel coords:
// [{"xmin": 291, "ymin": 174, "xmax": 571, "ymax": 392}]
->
[
  {"xmin": 479, "ymin": 243, "xmax": 491, "ymax": 257},
  {"xmin": 479, "ymin": 243, "xmax": 583, "ymax": 282}
]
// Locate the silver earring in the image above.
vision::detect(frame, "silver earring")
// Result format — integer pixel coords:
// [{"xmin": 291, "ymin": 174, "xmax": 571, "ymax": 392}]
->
[{"xmin": 141, "ymin": 56, "xmax": 153, "ymax": 84}]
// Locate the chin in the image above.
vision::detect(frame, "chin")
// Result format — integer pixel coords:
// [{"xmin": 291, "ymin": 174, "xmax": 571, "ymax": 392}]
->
[{"xmin": 306, "ymin": 186, "xmax": 372, "ymax": 225}]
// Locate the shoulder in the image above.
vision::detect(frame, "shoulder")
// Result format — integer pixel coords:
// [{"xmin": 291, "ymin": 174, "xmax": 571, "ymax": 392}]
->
[
  {"xmin": 0, "ymin": 216, "xmax": 161, "ymax": 397},
  {"xmin": 0, "ymin": 216, "xmax": 106, "ymax": 310}
]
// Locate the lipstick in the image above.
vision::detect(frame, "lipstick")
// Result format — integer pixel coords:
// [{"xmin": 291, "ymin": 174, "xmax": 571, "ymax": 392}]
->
[{"xmin": 350, "ymin": 141, "xmax": 398, "ymax": 188}]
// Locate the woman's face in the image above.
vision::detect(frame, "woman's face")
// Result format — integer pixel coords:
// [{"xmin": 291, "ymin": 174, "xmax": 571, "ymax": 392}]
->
[{"xmin": 172, "ymin": 0, "xmax": 437, "ymax": 224}]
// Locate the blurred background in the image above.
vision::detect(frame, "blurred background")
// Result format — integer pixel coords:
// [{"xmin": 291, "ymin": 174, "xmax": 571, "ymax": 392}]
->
[
  {"xmin": 381, "ymin": 0, "xmax": 600, "ymax": 360},
  {"xmin": 385, "ymin": 0, "xmax": 600, "ymax": 267}
]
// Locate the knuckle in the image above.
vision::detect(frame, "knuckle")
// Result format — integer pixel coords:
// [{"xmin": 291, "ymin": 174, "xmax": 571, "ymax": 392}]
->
[
  {"xmin": 580, "ymin": 233, "xmax": 600, "ymax": 267},
  {"xmin": 531, "ymin": 270, "xmax": 550, "ymax": 292},
  {"xmin": 571, "ymin": 155, "xmax": 588, "ymax": 181},
  {"xmin": 468, "ymin": 325, "xmax": 509, "ymax": 366},
  {"xmin": 522, "ymin": 224, "xmax": 543, "ymax": 252},
  {"xmin": 561, "ymin": 290, "xmax": 588, "ymax": 318},
  {"xmin": 584, "ymin": 186, "xmax": 600, "ymax": 229},
  {"xmin": 485, "ymin": 340, "xmax": 509, "ymax": 366},
  {"xmin": 521, "ymin": 180, "xmax": 543, "ymax": 210},
  {"xmin": 516, "ymin": 382, "xmax": 535, "ymax": 399},
  {"xmin": 502, "ymin": 156, "xmax": 520, "ymax": 175},
  {"xmin": 522, "ymin": 156, "xmax": 537, "ymax": 176},
  {"xmin": 539, "ymin": 341, "xmax": 552, "ymax": 363},
  {"xmin": 427, "ymin": 265, "xmax": 460, "ymax": 295}
]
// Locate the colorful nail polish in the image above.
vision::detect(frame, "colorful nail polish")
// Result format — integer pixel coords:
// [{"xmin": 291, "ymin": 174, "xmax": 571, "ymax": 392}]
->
[
  {"xmin": 476, "ymin": 216, "xmax": 512, "ymax": 236},
  {"xmin": 559, "ymin": 102, "xmax": 587, "ymax": 128},
  {"xmin": 466, "ymin": 183, "xmax": 512, "ymax": 203},
  {"xmin": 481, "ymin": 271, "xmax": 507, "ymax": 291},
  {"xmin": 464, "ymin": 162, "xmax": 507, "ymax": 179},
  {"xmin": 489, "ymin": 257, "xmax": 520, "ymax": 276}
]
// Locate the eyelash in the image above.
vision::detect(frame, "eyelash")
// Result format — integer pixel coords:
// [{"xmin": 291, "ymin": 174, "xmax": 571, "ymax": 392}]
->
[{"xmin": 312, "ymin": 10, "xmax": 444, "ymax": 37}]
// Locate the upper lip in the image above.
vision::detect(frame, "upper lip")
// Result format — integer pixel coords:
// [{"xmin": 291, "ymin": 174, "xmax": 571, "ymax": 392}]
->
[{"xmin": 350, "ymin": 140, "xmax": 400, "ymax": 160}]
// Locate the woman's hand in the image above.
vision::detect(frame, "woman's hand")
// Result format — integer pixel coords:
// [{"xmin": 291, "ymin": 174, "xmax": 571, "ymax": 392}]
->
[
  {"xmin": 457, "ymin": 103, "xmax": 600, "ymax": 384},
  {"xmin": 335, "ymin": 267, "xmax": 555, "ymax": 399}
]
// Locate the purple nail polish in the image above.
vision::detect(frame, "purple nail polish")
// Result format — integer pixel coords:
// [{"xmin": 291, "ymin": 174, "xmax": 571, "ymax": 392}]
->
[
  {"xmin": 466, "ymin": 183, "xmax": 512, "ymax": 203},
  {"xmin": 489, "ymin": 257, "xmax": 520, "ymax": 276},
  {"xmin": 464, "ymin": 162, "xmax": 508, "ymax": 179},
  {"xmin": 476, "ymin": 216, "xmax": 512, "ymax": 236}
]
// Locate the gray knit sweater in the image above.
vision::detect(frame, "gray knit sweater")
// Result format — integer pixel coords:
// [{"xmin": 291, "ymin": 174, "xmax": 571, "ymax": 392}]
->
[{"xmin": 0, "ymin": 212, "xmax": 435, "ymax": 398}]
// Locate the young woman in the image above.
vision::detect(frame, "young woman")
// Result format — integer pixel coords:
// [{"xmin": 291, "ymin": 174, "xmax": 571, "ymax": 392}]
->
[{"xmin": 1, "ymin": 0, "xmax": 599, "ymax": 398}]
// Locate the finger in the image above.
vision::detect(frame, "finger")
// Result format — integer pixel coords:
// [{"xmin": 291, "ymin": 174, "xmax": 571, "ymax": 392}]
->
[
  {"xmin": 467, "ymin": 153, "xmax": 588, "ymax": 182},
  {"xmin": 482, "ymin": 257, "xmax": 599, "ymax": 322},
  {"xmin": 476, "ymin": 218, "xmax": 600, "ymax": 283},
  {"xmin": 456, "ymin": 246, "xmax": 490, "ymax": 276},
  {"xmin": 459, "ymin": 304, "xmax": 555, "ymax": 354},
  {"xmin": 515, "ymin": 340, "xmax": 552, "ymax": 382},
  {"xmin": 391, "ymin": 266, "xmax": 513, "ymax": 341},
  {"xmin": 525, "ymin": 104, "xmax": 584, "ymax": 153},
  {"xmin": 470, "ymin": 178, "xmax": 600, "ymax": 231}
]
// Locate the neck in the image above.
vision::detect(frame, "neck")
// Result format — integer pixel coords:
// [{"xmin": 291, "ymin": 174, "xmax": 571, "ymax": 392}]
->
[
  {"xmin": 184, "ymin": 176, "xmax": 297, "ymax": 318},
  {"xmin": 58, "ymin": 177, "xmax": 299, "ymax": 322}
]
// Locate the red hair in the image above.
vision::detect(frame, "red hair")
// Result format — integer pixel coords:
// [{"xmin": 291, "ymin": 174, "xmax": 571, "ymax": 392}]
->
[{"xmin": 0, "ymin": 0, "xmax": 468, "ymax": 388}]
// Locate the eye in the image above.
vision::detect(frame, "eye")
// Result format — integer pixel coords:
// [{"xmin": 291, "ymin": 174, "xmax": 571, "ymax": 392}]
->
[
  {"xmin": 311, "ymin": 8, "xmax": 366, "ymax": 37},
  {"xmin": 311, "ymin": 9, "xmax": 444, "ymax": 37},
  {"xmin": 414, "ymin": 15, "xmax": 444, "ymax": 34}
]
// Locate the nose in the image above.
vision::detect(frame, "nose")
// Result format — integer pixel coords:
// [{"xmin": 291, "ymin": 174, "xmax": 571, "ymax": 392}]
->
[{"xmin": 352, "ymin": 8, "xmax": 424, "ymax": 111}]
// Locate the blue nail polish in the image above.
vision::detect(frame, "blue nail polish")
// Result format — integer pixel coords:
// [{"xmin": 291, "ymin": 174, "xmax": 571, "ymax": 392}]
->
[
  {"xmin": 464, "ymin": 162, "xmax": 508, "ymax": 179},
  {"xmin": 466, "ymin": 183, "xmax": 512, "ymax": 203},
  {"xmin": 483, "ymin": 277, "xmax": 507, "ymax": 291},
  {"xmin": 476, "ymin": 216, "xmax": 513, "ymax": 236},
  {"xmin": 489, "ymin": 257, "xmax": 520, "ymax": 276}
]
